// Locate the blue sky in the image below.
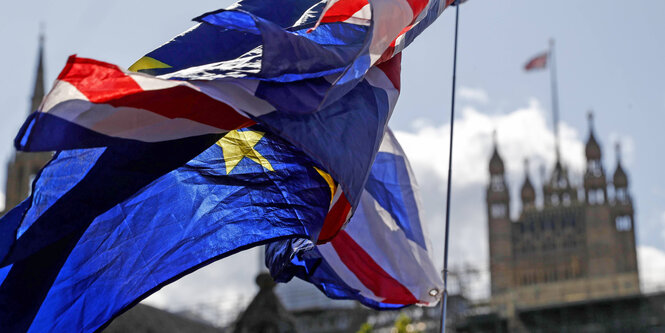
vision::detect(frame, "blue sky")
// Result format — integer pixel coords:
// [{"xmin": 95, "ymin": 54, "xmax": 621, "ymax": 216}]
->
[{"xmin": 1, "ymin": 0, "xmax": 664, "ymax": 314}]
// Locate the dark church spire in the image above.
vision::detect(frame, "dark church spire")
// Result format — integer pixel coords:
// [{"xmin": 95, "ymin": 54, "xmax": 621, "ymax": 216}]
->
[
  {"xmin": 30, "ymin": 30, "xmax": 46, "ymax": 115},
  {"xmin": 585, "ymin": 111, "xmax": 601, "ymax": 162},
  {"xmin": 521, "ymin": 158, "xmax": 535, "ymax": 209},
  {"xmin": 613, "ymin": 142, "xmax": 628, "ymax": 189},
  {"xmin": 489, "ymin": 130, "xmax": 504, "ymax": 176}
]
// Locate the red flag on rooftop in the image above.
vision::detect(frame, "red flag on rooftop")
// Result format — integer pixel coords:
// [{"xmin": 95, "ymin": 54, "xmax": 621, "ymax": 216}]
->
[{"xmin": 524, "ymin": 51, "xmax": 548, "ymax": 71}]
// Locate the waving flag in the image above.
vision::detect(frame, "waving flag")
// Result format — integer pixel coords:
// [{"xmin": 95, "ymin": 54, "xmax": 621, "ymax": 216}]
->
[
  {"xmin": 524, "ymin": 51, "xmax": 548, "ymax": 71},
  {"xmin": 15, "ymin": 0, "xmax": 453, "ymax": 209},
  {"xmin": 0, "ymin": 0, "xmax": 454, "ymax": 329},
  {"xmin": 267, "ymin": 130, "xmax": 443, "ymax": 309},
  {"xmin": 0, "ymin": 127, "xmax": 332, "ymax": 332}
]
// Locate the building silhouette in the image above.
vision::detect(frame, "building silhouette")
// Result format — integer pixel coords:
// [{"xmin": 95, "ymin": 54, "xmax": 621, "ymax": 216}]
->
[{"xmin": 2, "ymin": 33, "xmax": 52, "ymax": 215}]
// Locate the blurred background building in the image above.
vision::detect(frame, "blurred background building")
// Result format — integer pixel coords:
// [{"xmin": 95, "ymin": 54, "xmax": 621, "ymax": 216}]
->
[{"xmin": 456, "ymin": 115, "xmax": 665, "ymax": 332}]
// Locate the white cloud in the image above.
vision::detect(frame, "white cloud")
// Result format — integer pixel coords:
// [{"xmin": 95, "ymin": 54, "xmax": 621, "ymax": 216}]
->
[
  {"xmin": 396, "ymin": 99, "xmax": 585, "ymax": 189},
  {"xmin": 638, "ymin": 245, "xmax": 665, "ymax": 293},
  {"xmin": 458, "ymin": 86, "xmax": 489, "ymax": 104}
]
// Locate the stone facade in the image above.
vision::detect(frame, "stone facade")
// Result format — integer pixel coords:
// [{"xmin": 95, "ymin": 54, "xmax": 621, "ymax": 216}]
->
[{"xmin": 486, "ymin": 114, "xmax": 639, "ymax": 322}]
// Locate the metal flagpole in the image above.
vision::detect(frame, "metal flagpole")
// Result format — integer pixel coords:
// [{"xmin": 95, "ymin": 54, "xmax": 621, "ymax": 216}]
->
[
  {"xmin": 439, "ymin": 1, "xmax": 460, "ymax": 332},
  {"xmin": 549, "ymin": 38, "xmax": 561, "ymax": 161}
]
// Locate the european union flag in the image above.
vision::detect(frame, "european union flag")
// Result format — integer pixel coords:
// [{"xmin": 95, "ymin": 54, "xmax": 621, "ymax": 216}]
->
[{"xmin": 0, "ymin": 127, "xmax": 331, "ymax": 332}]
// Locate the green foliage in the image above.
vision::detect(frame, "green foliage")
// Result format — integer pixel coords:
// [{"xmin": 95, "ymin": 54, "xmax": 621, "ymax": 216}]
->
[
  {"xmin": 357, "ymin": 322, "xmax": 373, "ymax": 333},
  {"xmin": 393, "ymin": 313, "xmax": 422, "ymax": 333},
  {"xmin": 394, "ymin": 313, "xmax": 411, "ymax": 333}
]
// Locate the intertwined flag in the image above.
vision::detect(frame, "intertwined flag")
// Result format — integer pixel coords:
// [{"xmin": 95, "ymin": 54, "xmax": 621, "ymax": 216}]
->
[
  {"xmin": 17, "ymin": 0, "xmax": 456, "ymax": 211},
  {"xmin": 1, "ymin": 0, "xmax": 452, "ymax": 330}
]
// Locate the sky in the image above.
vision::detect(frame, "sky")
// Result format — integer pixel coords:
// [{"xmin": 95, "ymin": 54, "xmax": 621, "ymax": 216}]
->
[{"xmin": 1, "ymin": 0, "xmax": 664, "ymax": 322}]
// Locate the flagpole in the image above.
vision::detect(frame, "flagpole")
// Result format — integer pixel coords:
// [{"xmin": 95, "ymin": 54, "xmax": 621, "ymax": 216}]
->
[
  {"xmin": 549, "ymin": 38, "xmax": 561, "ymax": 161},
  {"xmin": 439, "ymin": 1, "xmax": 460, "ymax": 332}
]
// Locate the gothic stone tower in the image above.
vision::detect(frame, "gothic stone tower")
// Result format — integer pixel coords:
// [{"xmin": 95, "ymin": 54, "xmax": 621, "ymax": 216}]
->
[
  {"xmin": 487, "ymin": 113, "xmax": 640, "ymax": 318},
  {"xmin": 486, "ymin": 132, "xmax": 512, "ymax": 298},
  {"xmin": 2, "ymin": 34, "xmax": 52, "ymax": 214}
]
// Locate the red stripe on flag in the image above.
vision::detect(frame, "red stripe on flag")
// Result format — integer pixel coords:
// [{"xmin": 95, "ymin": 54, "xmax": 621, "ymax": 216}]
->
[
  {"xmin": 321, "ymin": 0, "xmax": 369, "ymax": 24},
  {"xmin": 405, "ymin": 0, "xmax": 429, "ymax": 20},
  {"xmin": 376, "ymin": 52, "xmax": 402, "ymax": 91},
  {"xmin": 57, "ymin": 56, "xmax": 255, "ymax": 131},
  {"xmin": 58, "ymin": 56, "xmax": 143, "ymax": 103},
  {"xmin": 317, "ymin": 193, "xmax": 352, "ymax": 244},
  {"xmin": 331, "ymin": 231, "xmax": 419, "ymax": 304},
  {"xmin": 104, "ymin": 87, "xmax": 256, "ymax": 131}
]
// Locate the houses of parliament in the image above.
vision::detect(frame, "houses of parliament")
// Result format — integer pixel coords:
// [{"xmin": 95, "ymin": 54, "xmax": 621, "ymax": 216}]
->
[
  {"xmin": 471, "ymin": 116, "xmax": 665, "ymax": 332},
  {"xmin": 487, "ymin": 114, "xmax": 639, "ymax": 311}
]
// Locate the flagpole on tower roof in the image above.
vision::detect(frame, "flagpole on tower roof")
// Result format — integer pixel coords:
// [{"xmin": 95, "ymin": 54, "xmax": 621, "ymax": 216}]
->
[
  {"xmin": 549, "ymin": 38, "xmax": 561, "ymax": 162},
  {"xmin": 439, "ymin": 1, "xmax": 461, "ymax": 332}
]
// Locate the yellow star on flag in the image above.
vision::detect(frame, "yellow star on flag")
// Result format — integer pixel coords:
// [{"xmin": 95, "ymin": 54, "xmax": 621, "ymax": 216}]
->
[{"xmin": 216, "ymin": 130, "xmax": 275, "ymax": 175}]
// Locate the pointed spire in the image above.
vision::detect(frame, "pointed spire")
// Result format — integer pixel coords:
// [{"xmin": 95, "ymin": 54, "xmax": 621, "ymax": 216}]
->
[
  {"xmin": 492, "ymin": 129, "xmax": 497, "ymax": 144},
  {"xmin": 30, "ymin": 29, "xmax": 46, "ymax": 115},
  {"xmin": 521, "ymin": 158, "xmax": 535, "ymax": 206},
  {"xmin": 489, "ymin": 130, "xmax": 504, "ymax": 175},
  {"xmin": 585, "ymin": 110, "xmax": 601, "ymax": 161},
  {"xmin": 613, "ymin": 142, "xmax": 627, "ymax": 188}
]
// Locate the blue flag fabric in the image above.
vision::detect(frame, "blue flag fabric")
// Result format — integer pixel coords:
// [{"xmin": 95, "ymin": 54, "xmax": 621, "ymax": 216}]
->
[{"xmin": 0, "ymin": 127, "xmax": 331, "ymax": 332}]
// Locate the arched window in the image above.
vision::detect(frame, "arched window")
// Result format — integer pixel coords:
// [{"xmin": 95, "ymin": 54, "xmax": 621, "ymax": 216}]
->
[
  {"xmin": 562, "ymin": 193, "xmax": 571, "ymax": 206},
  {"xmin": 588, "ymin": 189, "xmax": 604, "ymax": 205},
  {"xmin": 490, "ymin": 175, "xmax": 504, "ymax": 192},
  {"xmin": 589, "ymin": 160, "xmax": 603, "ymax": 177},
  {"xmin": 595, "ymin": 189, "xmax": 605, "ymax": 204},
  {"xmin": 616, "ymin": 215, "xmax": 631, "ymax": 231},
  {"xmin": 616, "ymin": 188, "xmax": 628, "ymax": 203},
  {"xmin": 491, "ymin": 203, "xmax": 506, "ymax": 218}
]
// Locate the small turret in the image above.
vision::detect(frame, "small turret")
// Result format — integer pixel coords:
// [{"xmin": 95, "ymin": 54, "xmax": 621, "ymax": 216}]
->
[
  {"xmin": 488, "ymin": 131, "xmax": 507, "ymax": 195},
  {"xmin": 613, "ymin": 143, "xmax": 627, "ymax": 189},
  {"xmin": 521, "ymin": 159, "xmax": 536, "ymax": 210},
  {"xmin": 585, "ymin": 131, "xmax": 601, "ymax": 161},
  {"xmin": 584, "ymin": 111, "xmax": 607, "ymax": 204},
  {"xmin": 489, "ymin": 132, "xmax": 505, "ymax": 176},
  {"xmin": 613, "ymin": 143, "xmax": 630, "ymax": 205}
]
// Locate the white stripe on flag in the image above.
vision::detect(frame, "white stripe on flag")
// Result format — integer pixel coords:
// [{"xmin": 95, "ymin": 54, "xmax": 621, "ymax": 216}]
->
[{"xmin": 318, "ymin": 242, "xmax": 387, "ymax": 302}]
